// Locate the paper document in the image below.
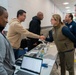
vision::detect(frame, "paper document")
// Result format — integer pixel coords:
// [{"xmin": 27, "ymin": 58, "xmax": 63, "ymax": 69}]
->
[
  {"xmin": 43, "ymin": 59, "xmax": 55, "ymax": 66},
  {"xmin": 27, "ymin": 50, "xmax": 39, "ymax": 55}
]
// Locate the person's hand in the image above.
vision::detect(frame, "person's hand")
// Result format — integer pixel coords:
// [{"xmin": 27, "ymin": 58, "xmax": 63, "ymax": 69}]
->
[{"xmin": 39, "ymin": 36, "xmax": 45, "ymax": 40}]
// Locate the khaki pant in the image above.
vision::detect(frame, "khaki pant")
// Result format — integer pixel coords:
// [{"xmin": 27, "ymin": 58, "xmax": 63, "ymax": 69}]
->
[{"xmin": 59, "ymin": 50, "xmax": 75, "ymax": 75}]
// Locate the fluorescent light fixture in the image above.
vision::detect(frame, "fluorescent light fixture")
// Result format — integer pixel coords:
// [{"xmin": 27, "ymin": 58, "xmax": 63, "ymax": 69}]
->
[
  {"xmin": 67, "ymin": 10, "xmax": 70, "ymax": 11},
  {"xmin": 65, "ymin": 7, "xmax": 70, "ymax": 9},
  {"xmin": 66, "ymin": 9, "xmax": 70, "ymax": 12},
  {"xmin": 63, "ymin": 2, "xmax": 69, "ymax": 5}
]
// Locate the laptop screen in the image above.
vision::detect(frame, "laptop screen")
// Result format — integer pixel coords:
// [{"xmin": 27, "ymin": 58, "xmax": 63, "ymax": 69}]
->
[{"xmin": 21, "ymin": 55, "xmax": 43, "ymax": 74}]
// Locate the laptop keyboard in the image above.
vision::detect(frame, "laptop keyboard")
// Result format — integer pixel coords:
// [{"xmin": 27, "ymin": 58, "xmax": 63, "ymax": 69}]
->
[
  {"xmin": 16, "ymin": 70, "xmax": 33, "ymax": 75},
  {"xmin": 29, "ymin": 53, "xmax": 37, "ymax": 57}
]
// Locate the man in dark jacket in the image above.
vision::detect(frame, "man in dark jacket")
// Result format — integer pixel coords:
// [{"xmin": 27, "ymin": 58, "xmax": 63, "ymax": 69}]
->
[
  {"xmin": 28, "ymin": 12, "xmax": 44, "ymax": 51},
  {"xmin": 65, "ymin": 13, "xmax": 76, "ymax": 47}
]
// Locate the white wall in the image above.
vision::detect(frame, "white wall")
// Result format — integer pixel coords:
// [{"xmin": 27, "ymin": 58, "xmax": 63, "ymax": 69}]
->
[
  {"xmin": 0, "ymin": 0, "xmax": 9, "ymax": 31},
  {"xmin": 0, "ymin": 0, "xmax": 8, "ymax": 9},
  {"xmin": 0, "ymin": 0, "xmax": 63, "ymax": 30}
]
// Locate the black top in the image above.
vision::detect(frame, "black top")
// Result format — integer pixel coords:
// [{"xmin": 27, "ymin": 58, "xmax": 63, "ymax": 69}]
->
[{"xmin": 29, "ymin": 16, "xmax": 41, "ymax": 44}]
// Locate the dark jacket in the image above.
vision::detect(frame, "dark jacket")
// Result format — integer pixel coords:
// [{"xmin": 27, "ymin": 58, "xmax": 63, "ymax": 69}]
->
[
  {"xmin": 29, "ymin": 16, "xmax": 41, "ymax": 44},
  {"xmin": 65, "ymin": 21, "xmax": 76, "ymax": 47}
]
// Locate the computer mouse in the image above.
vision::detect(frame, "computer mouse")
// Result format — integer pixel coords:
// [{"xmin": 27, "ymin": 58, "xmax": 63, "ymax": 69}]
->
[{"xmin": 42, "ymin": 63, "xmax": 48, "ymax": 68}]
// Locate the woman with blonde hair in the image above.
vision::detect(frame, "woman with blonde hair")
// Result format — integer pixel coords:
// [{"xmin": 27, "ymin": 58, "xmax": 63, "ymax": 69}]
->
[{"xmin": 46, "ymin": 14, "xmax": 76, "ymax": 75}]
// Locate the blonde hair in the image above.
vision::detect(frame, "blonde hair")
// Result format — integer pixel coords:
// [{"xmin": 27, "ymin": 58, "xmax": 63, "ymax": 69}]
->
[{"xmin": 52, "ymin": 14, "xmax": 63, "ymax": 25}]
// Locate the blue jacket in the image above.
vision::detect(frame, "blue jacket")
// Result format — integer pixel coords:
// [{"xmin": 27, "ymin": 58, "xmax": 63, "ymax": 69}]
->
[
  {"xmin": 65, "ymin": 21, "xmax": 76, "ymax": 47},
  {"xmin": 66, "ymin": 21, "xmax": 76, "ymax": 36}
]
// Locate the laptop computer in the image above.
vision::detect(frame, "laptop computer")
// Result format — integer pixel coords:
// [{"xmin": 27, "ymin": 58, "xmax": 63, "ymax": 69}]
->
[{"xmin": 15, "ymin": 55, "xmax": 43, "ymax": 75}]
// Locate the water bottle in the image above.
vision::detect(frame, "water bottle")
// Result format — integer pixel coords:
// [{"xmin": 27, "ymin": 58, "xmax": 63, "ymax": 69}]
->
[
  {"xmin": 44, "ymin": 47, "xmax": 47, "ymax": 53},
  {"xmin": 40, "ymin": 49, "xmax": 44, "ymax": 58}
]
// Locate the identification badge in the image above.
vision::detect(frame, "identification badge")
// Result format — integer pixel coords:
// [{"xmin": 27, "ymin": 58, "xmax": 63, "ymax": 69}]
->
[{"xmin": 69, "ymin": 25, "xmax": 72, "ymax": 28}]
